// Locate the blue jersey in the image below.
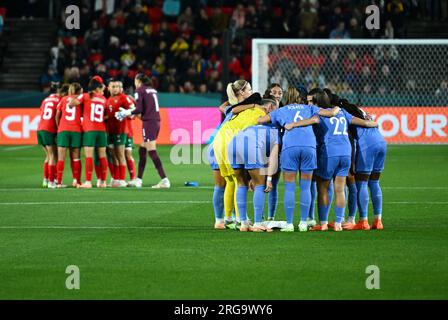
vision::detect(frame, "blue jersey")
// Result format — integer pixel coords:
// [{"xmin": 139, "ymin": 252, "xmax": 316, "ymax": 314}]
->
[
  {"xmin": 269, "ymin": 104, "xmax": 320, "ymax": 150},
  {"xmin": 315, "ymin": 109, "xmax": 353, "ymax": 157},
  {"xmin": 229, "ymin": 124, "xmax": 279, "ymax": 169},
  {"xmin": 351, "ymin": 126, "xmax": 385, "ymax": 151}
]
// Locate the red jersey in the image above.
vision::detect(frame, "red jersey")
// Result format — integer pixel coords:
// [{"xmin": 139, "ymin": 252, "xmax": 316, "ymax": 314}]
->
[
  {"xmin": 125, "ymin": 118, "xmax": 134, "ymax": 138},
  {"xmin": 125, "ymin": 95, "xmax": 136, "ymax": 137},
  {"xmin": 106, "ymin": 93, "xmax": 134, "ymax": 134},
  {"xmin": 38, "ymin": 94, "xmax": 60, "ymax": 133},
  {"xmin": 57, "ymin": 95, "xmax": 83, "ymax": 133},
  {"xmin": 77, "ymin": 93, "xmax": 107, "ymax": 132}
]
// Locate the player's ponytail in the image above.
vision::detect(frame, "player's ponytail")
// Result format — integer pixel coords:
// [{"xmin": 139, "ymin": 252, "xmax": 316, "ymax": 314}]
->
[
  {"xmin": 135, "ymin": 73, "xmax": 152, "ymax": 87},
  {"xmin": 50, "ymin": 81, "xmax": 60, "ymax": 94},
  {"xmin": 227, "ymin": 80, "xmax": 248, "ymax": 105},
  {"xmin": 88, "ymin": 78, "xmax": 103, "ymax": 98},
  {"xmin": 313, "ymin": 90, "xmax": 331, "ymax": 109},
  {"xmin": 340, "ymin": 99, "xmax": 368, "ymax": 119},
  {"xmin": 59, "ymin": 84, "xmax": 70, "ymax": 97},
  {"xmin": 68, "ymin": 83, "xmax": 82, "ymax": 96},
  {"xmin": 284, "ymin": 86, "xmax": 301, "ymax": 105}
]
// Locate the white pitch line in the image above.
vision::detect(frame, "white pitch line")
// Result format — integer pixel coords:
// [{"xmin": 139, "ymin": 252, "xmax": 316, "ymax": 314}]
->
[
  {"xmin": 1, "ymin": 146, "xmax": 36, "ymax": 152},
  {"xmin": 0, "ymin": 201, "xmax": 447, "ymax": 206}
]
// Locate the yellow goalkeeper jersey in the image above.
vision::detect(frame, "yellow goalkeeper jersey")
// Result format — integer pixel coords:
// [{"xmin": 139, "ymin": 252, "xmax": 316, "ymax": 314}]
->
[{"xmin": 213, "ymin": 107, "xmax": 266, "ymax": 177}]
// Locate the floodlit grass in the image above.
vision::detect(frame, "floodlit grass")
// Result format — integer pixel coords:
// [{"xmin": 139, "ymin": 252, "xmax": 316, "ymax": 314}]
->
[{"xmin": 0, "ymin": 145, "xmax": 447, "ymax": 299}]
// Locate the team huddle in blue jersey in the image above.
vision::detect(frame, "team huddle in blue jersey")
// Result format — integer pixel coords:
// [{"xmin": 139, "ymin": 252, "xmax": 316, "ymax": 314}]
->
[{"xmin": 208, "ymin": 81, "xmax": 386, "ymax": 232}]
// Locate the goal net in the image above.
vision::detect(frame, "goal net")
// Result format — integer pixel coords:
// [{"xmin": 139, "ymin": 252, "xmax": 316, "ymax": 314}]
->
[{"xmin": 252, "ymin": 39, "xmax": 448, "ymax": 144}]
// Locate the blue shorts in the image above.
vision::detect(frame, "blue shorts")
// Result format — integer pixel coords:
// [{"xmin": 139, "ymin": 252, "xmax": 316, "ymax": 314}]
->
[
  {"xmin": 206, "ymin": 143, "xmax": 219, "ymax": 170},
  {"xmin": 355, "ymin": 142, "xmax": 387, "ymax": 174},
  {"xmin": 228, "ymin": 137, "xmax": 268, "ymax": 170},
  {"xmin": 280, "ymin": 146, "xmax": 317, "ymax": 172},
  {"xmin": 316, "ymin": 155, "xmax": 351, "ymax": 180}
]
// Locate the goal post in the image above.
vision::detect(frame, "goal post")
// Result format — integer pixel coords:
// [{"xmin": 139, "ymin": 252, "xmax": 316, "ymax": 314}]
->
[{"xmin": 251, "ymin": 39, "xmax": 448, "ymax": 144}]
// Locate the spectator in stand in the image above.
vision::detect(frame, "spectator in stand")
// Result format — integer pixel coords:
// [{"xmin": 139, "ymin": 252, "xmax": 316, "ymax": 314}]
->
[
  {"xmin": 84, "ymin": 20, "xmax": 105, "ymax": 50},
  {"xmin": 383, "ymin": 20, "xmax": 395, "ymax": 39},
  {"xmin": 46, "ymin": 1, "xmax": 419, "ymax": 95},
  {"xmin": 177, "ymin": 6, "xmax": 195, "ymax": 30},
  {"xmin": 210, "ymin": 7, "xmax": 228, "ymax": 36},
  {"xmin": 299, "ymin": 2, "xmax": 319, "ymax": 38},
  {"xmin": 435, "ymin": 79, "xmax": 448, "ymax": 98},
  {"xmin": 104, "ymin": 36, "xmax": 121, "ymax": 69},
  {"xmin": 120, "ymin": 44, "xmax": 136, "ymax": 68},
  {"xmin": 231, "ymin": 4, "xmax": 246, "ymax": 30},
  {"xmin": 0, "ymin": 12, "xmax": 4, "ymax": 36},
  {"xmin": 378, "ymin": 64, "xmax": 394, "ymax": 93},
  {"xmin": 245, "ymin": 5, "xmax": 260, "ymax": 32},
  {"xmin": 386, "ymin": 0, "xmax": 406, "ymax": 38},
  {"xmin": 195, "ymin": 8, "xmax": 211, "ymax": 38},
  {"xmin": 348, "ymin": 18, "xmax": 363, "ymax": 38},
  {"xmin": 330, "ymin": 21, "xmax": 350, "ymax": 39},
  {"xmin": 170, "ymin": 36, "xmax": 189, "ymax": 57},
  {"xmin": 40, "ymin": 67, "xmax": 62, "ymax": 93}
]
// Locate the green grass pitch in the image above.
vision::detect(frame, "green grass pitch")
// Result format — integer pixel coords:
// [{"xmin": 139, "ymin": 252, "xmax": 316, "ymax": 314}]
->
[{"xmin": 0, "ymin": 144, "xmax": 447, "ymax": 299}]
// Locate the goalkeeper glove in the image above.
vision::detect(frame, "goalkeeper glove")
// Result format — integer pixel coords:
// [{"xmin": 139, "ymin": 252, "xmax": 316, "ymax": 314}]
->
[{"xmin": 115, "ymin": 108, "xmax": 132, "ymax": 121}]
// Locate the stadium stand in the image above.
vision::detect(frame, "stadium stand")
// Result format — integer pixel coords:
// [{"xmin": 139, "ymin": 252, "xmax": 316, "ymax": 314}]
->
[{"xmin": 3, "ymin": 1, "xmax": 448, "ymax": 93}]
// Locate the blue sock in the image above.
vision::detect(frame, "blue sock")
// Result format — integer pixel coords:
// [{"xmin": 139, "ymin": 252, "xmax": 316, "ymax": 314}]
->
[
  {"xmin": 309, "ymin": 181, "xmax": 317, "ymax": 220},
  {"xmin": 268, "ymin": 178, "xmax": 279, "ymax": 219},
  {"xmin": 328, "ymin": 180, "xmax": 334, "ymax": 206},
  {"xmin": 253, "ymin": 185, "xmax": 266, "ymax": 223},
  {"xmin": 335, "ymin": 206, "xmax": 346, "ymax": 223},
  {"xmin": 213, "ymin": 186, "xmax": 225, "ymax": 220},
  {"xmin": 318, "ymin": 204, "xmax": 330, "ymax": 223},
  {"xmin": 356, "ymin": 181, "xmax": 369, "ymax": 220},
  {"xmin": 284, "ymin": 182, "xmax": 296, "ymax": 224},
  {"xmin": 236, "ymin": 186, "xmax": 248, "ymax": 222},
  {"xmin": 299, "ymin": 179, "xmax": 312, "ymax": 223},
  {"xmin": 347, "ymin": 183, "xmax": 358, "ymax": 219},
  {"xmin": 368, "ymin": 180, "xmax": 383, "ymax": 218}
]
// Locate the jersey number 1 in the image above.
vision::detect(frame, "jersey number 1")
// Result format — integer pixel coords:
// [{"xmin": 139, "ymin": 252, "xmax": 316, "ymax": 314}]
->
[{"xmin": 90, "ymin": 104, "xmax": 104, "ymax": 122}]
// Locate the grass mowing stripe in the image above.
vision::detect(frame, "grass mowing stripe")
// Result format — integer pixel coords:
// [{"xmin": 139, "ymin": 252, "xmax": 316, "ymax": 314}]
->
[{"xmin": 0, "ymin": 145, "xmax": 447, "ymax": 299}]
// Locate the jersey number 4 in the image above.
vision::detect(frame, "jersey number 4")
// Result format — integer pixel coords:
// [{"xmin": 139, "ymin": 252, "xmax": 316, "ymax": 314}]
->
[{"xmin": 330, "ymin": 117, "xmax": 348, "ymax": 135}]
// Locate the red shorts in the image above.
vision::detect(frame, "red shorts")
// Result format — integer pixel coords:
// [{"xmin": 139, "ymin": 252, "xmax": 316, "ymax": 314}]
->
[{"xmin": 142, "ymin": 119, "xmax": 160, "ymax": 142}]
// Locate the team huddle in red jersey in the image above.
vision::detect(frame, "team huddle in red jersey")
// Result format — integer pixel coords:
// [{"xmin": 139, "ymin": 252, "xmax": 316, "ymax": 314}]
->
[{"xmin": 37, "ymin": 76, "xmax": 137, "ymax": 189}]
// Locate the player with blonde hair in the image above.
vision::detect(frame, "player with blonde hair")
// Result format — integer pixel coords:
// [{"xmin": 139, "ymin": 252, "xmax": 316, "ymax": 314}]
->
[{"xmin": 212, "ymin": 80, "xmax": 267, "ymax": 229}]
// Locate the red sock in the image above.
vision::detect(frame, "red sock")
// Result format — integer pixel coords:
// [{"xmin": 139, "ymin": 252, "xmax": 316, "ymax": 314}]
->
[
  {"xmin": 72, "ymin": 159, "xmax": 81, "ymax": 183},
  {"xmin": 127, "ymin": 158, "xmax": 136, "ymax": 180},
  {"xmin": 43, "ymin": 162, "xmax": 49, "ymax": 180},
  {"xmin": 120, "ymin": 165, "xmax": 126, "ymax": 180},
  {"xmin": 85, "ymin": 157, "xmax": 93, "ymax": 182},
  {"xmin": 112, "ymin": 166, "xmax": 117, "ymax": 180},
  {"xmin": 99, "ymin": 157, "xmax": 108, "ymax": 181},
  {"xmin": 108, "ymin": 163, "xmax": 115, "ymax": 179},
  {"xmin": 94, "ymin": 165, "xmax": 102, "ymax": 180},
  {"xmin": 49, "ymin": 165, "xmax": 56, "ymax": 183},
  {"xmin": 56, "ymin": 160, "xmax": 65, "ymax": 185}
]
